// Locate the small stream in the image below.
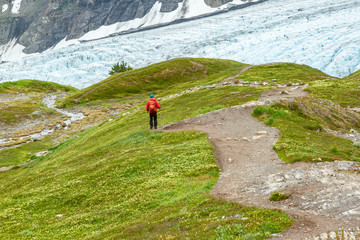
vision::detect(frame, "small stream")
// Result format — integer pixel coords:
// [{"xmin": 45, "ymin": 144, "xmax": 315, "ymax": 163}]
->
[{"xmin": 0, "ymin": 94, "xmax": 85, "ymax": 150}]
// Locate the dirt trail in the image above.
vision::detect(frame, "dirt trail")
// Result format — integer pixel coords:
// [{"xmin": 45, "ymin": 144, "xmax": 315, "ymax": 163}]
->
[{"xmin": 162, "ymin": 85, "xmax": 360, "ymax": 239}]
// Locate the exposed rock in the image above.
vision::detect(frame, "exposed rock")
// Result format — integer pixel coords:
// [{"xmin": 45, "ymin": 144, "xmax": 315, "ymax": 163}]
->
[
  {"xmin": 241, "ymin": 137, "xmax": 251, "ymax": 142},
  {"xmin": 34, "ymin": 151, "xmax": 50, "ymax": 157},
  {"xmin": 204, "ymin": 0, "xmax": 232, "ymax": 8},
  {"xmin": 252, "ymin": 135, "xmax": 264, "ymax": 140},
  {"xmin": 256, "ymin": 131, "xmax": 268, "ymax": 135},
  {"xmin": 0, "ymin": 0, "xmax": 233, "ymax": 54},
  {"xmin": 0, "ymin": 166, "xmax": 13, "ymax": 172}
]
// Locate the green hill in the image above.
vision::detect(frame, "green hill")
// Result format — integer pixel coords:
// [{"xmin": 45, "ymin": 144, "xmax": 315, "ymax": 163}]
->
[
  {"xmin": 234, "ymin": 62, "xmax": 333, "ymax": 84},
  {"xmin": 1, "ymin": 58, "xmax": 359, "ymax": 239},
  {"xmin": 59, "ymin": 58, "xmax": 247, "ymax": 107},
  {"xmin": 0, "ymin": 79, "xmax": 77, "ymax": 93},
  {"xmin": 307, "ymin": 69, "xmax": 360, "ymax": 107}
]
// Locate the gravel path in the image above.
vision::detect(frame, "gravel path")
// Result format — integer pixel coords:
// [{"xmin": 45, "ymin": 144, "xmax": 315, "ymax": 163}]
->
[{"xmin": 162, "ymin": 86, "xmax": 360, "ymax": 239}]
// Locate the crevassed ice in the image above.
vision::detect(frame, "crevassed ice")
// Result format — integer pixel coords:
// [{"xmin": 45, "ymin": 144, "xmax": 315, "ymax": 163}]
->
[{"xmin": 0, "ymin": 0, "xmax": 359, "ymax": 89}]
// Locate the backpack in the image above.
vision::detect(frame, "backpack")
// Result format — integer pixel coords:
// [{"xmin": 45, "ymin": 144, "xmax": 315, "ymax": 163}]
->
[{"xmin": 149, "ymin": 99, "xmax": 156, "ymax": 112}]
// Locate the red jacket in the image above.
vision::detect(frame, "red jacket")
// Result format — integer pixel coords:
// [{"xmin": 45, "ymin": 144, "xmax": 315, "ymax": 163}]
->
[{"xmin": 146, "ymin": 98, "xmax": 161, "ymax": 113}]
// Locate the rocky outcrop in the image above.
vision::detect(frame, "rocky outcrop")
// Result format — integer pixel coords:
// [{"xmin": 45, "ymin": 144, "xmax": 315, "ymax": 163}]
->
[
  {"xmin": 204, "ymin": 0, "xmax": 232, "ymax": 8},
  {"xmin": 0, "ymin": 0, "xmax": 233, "ymax": 54}
]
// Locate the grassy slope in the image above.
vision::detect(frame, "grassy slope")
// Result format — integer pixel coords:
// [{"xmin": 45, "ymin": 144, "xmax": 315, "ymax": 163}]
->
[
  {"xmin": 0, "ymin": 79, "xmax": 77, "ymax": 93},
  {"xmin": 0, "ymin": 88, "xmax": 292, "ymax": 239},
  {"xmin": 2, "ymin": 59, "xmax": 356, "ymax": 238},
  {"xmin": 59, "ymin": 58, "xmax": 247, "ymax": 107},
  {"xmin": 0, "ymin": 136, "xmax": 54, "ymax": 168},
  {"xmin": 235, "ymin": 63, "xmax": 333, "ymax": 84},
  {"xmin": 0, "ymin": 59, "xmax": 295, "ymax": 239},
  {"xmin": 238, "ymin": 63, "xmax": 360, "ymax": 162},
  {"xmin": 253, "ymin": 102, "xmax": 360, "ymax": 163},
  {"xmin": 307, "ymin": 69, "xmax": 360, "ymax": 107}
]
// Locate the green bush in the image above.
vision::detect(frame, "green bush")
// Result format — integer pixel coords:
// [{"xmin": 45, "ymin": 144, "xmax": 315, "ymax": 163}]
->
[
  {"xmin": 269, "ymin": 191, "xmax": 290, "ymax": 201},
  {"xmin": 252, "ymin": 105, "xmax": 288, "ymax": 119},
  {"xmin": 109, "ymin": 61, "xmax": 133, "ymax": 75},
  {"xmin": 266, "ymin": 118, "xmax": 274, "ymax": 126}
]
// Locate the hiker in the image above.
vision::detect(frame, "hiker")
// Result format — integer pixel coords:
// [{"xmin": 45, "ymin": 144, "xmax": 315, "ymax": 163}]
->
[{"xmin": 146, "ymin": 94, "xmax": 161, "ymax": 129}]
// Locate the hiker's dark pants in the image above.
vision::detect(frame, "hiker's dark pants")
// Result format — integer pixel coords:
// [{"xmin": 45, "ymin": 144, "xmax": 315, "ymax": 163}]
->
[{"xmin": 150, "ymin": 112, "xmax": 158, "ymax": 129}]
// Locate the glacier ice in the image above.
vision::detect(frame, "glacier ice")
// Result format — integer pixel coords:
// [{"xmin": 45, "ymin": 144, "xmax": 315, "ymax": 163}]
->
[{"xmin": 0, "ymin": 0, "xmax": 359, "ymax": 89}]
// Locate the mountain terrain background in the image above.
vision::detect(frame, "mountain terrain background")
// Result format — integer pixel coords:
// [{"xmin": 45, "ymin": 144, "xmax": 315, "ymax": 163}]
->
[{"xmin": 0, "ymin": 0, "xmax": 359, "ymax": 88}]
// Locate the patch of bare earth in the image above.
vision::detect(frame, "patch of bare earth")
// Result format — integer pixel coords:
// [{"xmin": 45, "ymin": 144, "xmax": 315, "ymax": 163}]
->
[{"xmin": 162, "ymin": 86, "xmax": 360, "ymax": 239}]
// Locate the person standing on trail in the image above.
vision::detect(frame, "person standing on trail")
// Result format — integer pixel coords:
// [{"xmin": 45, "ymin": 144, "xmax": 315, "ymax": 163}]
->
[{"xmin": 146, "ymin": 94, "xmax": 161, "ymax": 129}]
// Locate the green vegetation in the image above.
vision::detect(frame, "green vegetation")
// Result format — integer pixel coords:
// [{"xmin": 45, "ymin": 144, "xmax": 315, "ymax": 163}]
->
[
  {"xmin": 1, "ymin": 101, "xmax": 38, "ymax": 124},
  {"xmin": 307, "ymin": 69, "xmax": 360, "ymax": 107},
  {"xmin": 0, "ymin": 80, "xmax": 75, "ymax": 124},
  {"xmin": 0, "ymin": 79, "xmax": 77, "ymax": 93},
  {"xmin": 109, "ymin": 61, "xmax": 133, "ymax": 75},
  {"xmin": 0, "ymin": 58, "xmax": 295, "ymax": 238},
  {"xmin": 269, "ymin": 191, "xmax": 290, "ymax": 201},
  {"xmin": 0, "ymin": 107, "xmax": 293, "ymax": 239},
  {"xmin": 253, "ymin": 101, "xmax": 360, "ymax": 162},
  {"xmin": 235, "ymin": 63, "xmax": 332, "ymax": 85},
  {"xmin": 0, "ymin": 136, "xmax": 54, "ymax": 167},
  {"xmin": 59, "ymin": 58, "xmax": 246, "ymax": 107},
  {"xmin": 0, "ymin": 94, "xmax": 60, "ymax": 124},
  {"xmin": 161, "ymin": 86, "xmax": 266, "ymax": 125},
  {"xmin": 6, "ymin": 58, "xmax": 360, "ymax": 238}
]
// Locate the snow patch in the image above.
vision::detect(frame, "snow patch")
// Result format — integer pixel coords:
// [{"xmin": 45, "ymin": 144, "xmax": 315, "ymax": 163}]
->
[
  {"xmin": 77, "ymin": 0, "xmax": 254, "ymax": 42},
  {"xmin": 181, "ymin": 0, "xmax": 217, "ymax": 18},
  {"xmin": 11, "ymin": 0, "xmax": 22, "ymax": 14},
  {"xmin": 2, "ymin": 4, "xmax": 9, "ymax": 13},
  {"xmin": 0, "ymin": 39, "xmax": 27, "ymax": 62},
  {"xmin": 52, "ymin": 37, "xmax": 80, "ymax": 51},
  {"xmin": 79, "ymin": 0, "xmax": 215, "ymax": 41}
]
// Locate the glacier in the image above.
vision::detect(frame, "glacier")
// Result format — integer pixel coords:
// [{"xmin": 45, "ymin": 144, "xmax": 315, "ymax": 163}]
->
[{"xmin": 0, "ymin": 0, "xmax": 359, "ymax": 89}]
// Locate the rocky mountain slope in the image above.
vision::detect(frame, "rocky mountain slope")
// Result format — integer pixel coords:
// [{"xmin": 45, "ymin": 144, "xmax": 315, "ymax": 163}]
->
[{"xmin": 0, "ymin": 0, "xmax": 254, "ymax": 56}]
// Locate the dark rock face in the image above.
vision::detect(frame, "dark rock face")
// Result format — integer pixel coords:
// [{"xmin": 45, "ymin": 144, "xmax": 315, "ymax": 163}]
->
[
  {"xmin": 0, "ymin": 0, "xmax": 230, "ymax": 54},
  {"xmin": 204, "ymin": 0, "xmax": 232, "ymax": 7}
]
